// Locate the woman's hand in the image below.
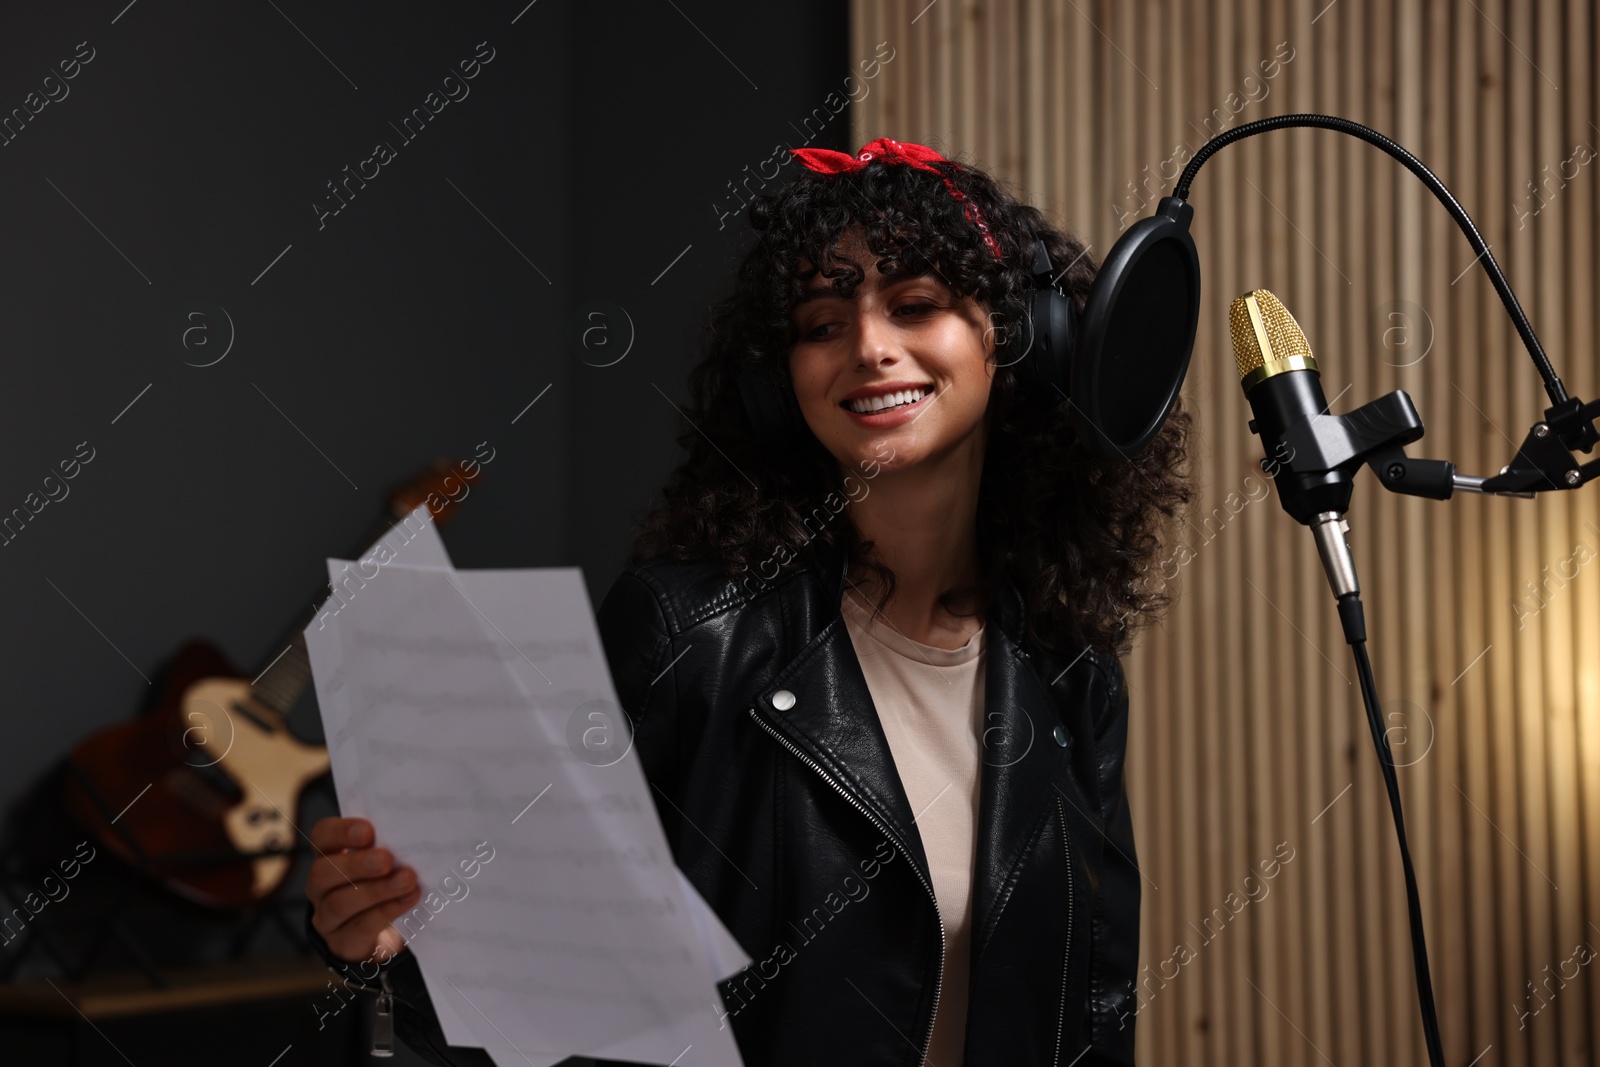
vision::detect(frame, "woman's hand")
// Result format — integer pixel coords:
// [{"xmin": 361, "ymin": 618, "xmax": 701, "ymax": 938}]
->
[{"xmin": 307, "ymin": 816, "xmax": 422, "ymax": 965}]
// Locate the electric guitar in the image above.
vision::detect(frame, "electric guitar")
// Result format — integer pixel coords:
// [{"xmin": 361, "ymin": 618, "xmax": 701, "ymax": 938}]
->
[{"xmin": 59, "ymin": 458, "xmax": 481, "ymax": 909}]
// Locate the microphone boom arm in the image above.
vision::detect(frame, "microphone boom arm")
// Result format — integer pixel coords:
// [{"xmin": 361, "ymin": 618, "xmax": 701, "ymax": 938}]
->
[
  {"xmin": 1357, "ymin": 395, "xmax": 1600, "ymax": 500},
  {"xmin": 1270, "ymin": 387, "xmax": 1597, "ymax": 503}
]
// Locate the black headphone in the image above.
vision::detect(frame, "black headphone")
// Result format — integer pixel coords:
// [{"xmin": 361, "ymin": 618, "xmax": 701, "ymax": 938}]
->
[{"xmin": 735, "ymin": 235, "xmax": 1077, "ymax": 451}]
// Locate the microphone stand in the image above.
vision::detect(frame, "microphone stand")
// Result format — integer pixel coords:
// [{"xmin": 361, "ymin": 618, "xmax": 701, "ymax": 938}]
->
[{"xmin": 1167, "ymin": 113, "xmax": 1600, "ymax": 1067}]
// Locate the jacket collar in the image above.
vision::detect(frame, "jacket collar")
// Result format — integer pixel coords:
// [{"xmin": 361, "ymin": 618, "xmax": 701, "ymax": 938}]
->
[{"xmin": 748, "ymin": 535, "xmax": 1096, "ymax": 965}]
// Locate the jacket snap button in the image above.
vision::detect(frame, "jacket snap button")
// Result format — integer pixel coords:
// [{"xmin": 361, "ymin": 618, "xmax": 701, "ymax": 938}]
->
[
  {"xmin": 772, "ymin": 689, "xmax": 796, "ymax": 711},
  {"xmin": 1053, "ymin": 725, "xmax": 1069, "ymax": 747}
]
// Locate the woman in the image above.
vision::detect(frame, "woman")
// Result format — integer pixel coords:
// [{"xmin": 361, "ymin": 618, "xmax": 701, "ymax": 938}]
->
[{"xmin": 304, "ymin": 137, "xmax": 1191, "ymax": 1066}]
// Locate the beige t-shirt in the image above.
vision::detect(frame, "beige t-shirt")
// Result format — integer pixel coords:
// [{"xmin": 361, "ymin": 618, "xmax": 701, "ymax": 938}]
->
[{"xmin": 840, "ymin": 590, "xmax": 985, "ymax": 1067}]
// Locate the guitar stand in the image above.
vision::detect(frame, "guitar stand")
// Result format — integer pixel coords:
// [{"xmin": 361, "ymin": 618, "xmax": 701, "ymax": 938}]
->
[
  {"xmin": 0, "ymin": 878, "xmax": 77, "ymax": 983},
  {"xmin": 227, "ymin": 892, "xmax": 311, "ymax": 960},
  {"xmin": 2, "ymin": 761, "xmax": 320, "ymax": 989}
]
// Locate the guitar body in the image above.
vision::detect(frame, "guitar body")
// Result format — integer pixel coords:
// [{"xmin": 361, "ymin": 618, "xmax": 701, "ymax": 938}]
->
[
  {"xmin": 61, "ymin": 641, "xmax": 328, "ymax": 909},
  {"xmin": 185, "ymin": 677, "xmax": 330, "ymax": 899}
]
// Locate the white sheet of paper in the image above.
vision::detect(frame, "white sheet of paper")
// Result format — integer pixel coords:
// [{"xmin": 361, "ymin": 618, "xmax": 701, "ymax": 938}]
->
[
  {"xmin": 422, "ymin": 567, "xmax": 751, "ymax": 1066},
  {"xmin": 680, "ymin": 869, "xmax": 751, "ymax": 984},
  {"xmin": 305, "ymin": 514, "xmax": 748, "ymax": 1067},
  {"xmin": 359, "ymin": 502, "xmax": 452, "ymax": 566},
  {"xmin": 320, "ymin": 504, "xmax": 486, "ymax": 1044}
]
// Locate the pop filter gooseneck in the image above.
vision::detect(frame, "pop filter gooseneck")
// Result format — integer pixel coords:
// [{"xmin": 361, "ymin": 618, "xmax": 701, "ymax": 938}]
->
[
  {"xmin": 1092, "ymin": 113, "xmax": 1597, "ymax": 458},
  {"xmin": 1174, "ymin": 113, "xmax": 1588, "ymax": 434}
]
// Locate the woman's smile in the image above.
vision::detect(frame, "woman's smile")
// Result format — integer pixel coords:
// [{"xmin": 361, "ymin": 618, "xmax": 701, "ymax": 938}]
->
[{"xmin": 839, "ymin": 380, "xmax": 939, "ymax": 427}]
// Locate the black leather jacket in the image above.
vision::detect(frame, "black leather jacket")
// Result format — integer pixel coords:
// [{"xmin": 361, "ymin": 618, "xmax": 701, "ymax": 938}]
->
[{"xmin": 305, "ymin": 536, "xmax": 1141, "ymax": 1066}]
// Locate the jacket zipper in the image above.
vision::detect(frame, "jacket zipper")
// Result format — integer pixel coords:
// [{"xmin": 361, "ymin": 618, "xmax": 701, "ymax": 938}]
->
[
  {"xmin": 321, "ymin": 961, "xmax": 408, "ymax": 1055},
  {"xmin": 1052, "ymin": 795, "xmax": 1073, "ymax": 1066},
  {"xmin": 748, "ymin": 707, "xmax": 946, "ymax": 1065},
  {"xmin": 373, "ymin": 971, "xmax": 395, "ymax": 1057}
]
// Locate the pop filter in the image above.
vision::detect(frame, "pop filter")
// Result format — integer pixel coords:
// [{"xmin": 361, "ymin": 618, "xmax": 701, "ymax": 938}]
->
[{"xmin": 1070, "ymin": 196, "xmax": 1201, "ymax": 457}]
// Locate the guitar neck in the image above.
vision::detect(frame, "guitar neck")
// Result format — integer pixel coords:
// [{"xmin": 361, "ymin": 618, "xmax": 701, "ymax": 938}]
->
[
  {"xmin": 253, "ymin": 622, "xmax": 316, "ymax": 717},
  {"xmin": 251, "ymin": 504, "xmax": 441, "ymax": 716},
  {"xmin": 249, "ymin": 455, "xmax": 481, "ymax": 717}
]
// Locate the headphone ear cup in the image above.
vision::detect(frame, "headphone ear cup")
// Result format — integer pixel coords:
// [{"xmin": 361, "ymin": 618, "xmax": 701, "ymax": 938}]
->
[
  {"xmin": 737, "ymin": 360, "xmax": 806, "ymax": 450},
  {"xmin": 1016, "ymin": 282, "xmax": 1078, "ymax": 398}
]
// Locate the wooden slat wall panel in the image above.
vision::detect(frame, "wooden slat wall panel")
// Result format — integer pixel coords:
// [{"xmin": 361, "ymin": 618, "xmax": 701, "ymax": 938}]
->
[{"xmin": 850, "ymin": 1, "xmax": 1600, "ymax": 1062}]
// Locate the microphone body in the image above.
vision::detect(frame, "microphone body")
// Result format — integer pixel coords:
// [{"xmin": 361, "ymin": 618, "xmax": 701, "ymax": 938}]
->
[
  {"xmin": 1230, "ymin": 289, "xmax": 1360, "ymax": 599},
  {"xmin": 1243, "ymin": 370, "xmax": 1354, "ymax": 525}
]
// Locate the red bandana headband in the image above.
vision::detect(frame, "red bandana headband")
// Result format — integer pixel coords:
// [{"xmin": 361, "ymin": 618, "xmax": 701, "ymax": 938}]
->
[{"xmin": 789, "ymin": 137, "xmax": 1005, "ymax": 261}]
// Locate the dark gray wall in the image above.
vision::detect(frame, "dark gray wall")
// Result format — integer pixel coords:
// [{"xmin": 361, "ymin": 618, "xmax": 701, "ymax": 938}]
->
[
  {"xmin": 1, "ymin": 0, "xmax": 572, "ymax": 815},
  {"xmin": 0, "ymin": 0, "xmax": 848, "ymax": 812}
]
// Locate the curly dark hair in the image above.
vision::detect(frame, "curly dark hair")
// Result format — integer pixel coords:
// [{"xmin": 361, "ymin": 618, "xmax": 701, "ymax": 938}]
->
[{"xmin": 627, "ymin": 144, "xmax": 1193, "ymax": 657}]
